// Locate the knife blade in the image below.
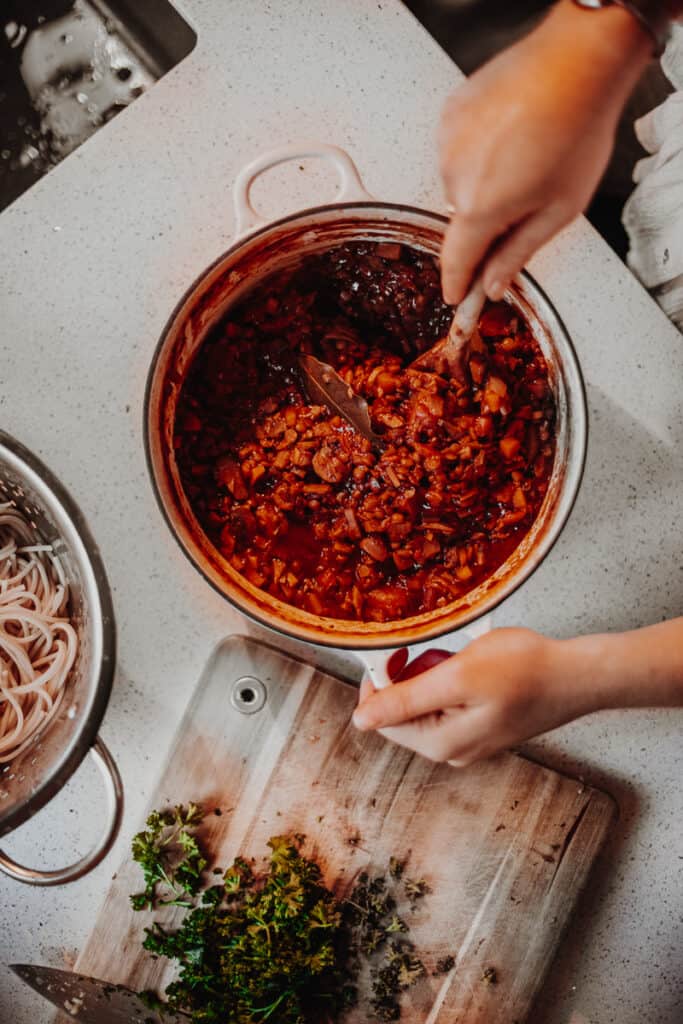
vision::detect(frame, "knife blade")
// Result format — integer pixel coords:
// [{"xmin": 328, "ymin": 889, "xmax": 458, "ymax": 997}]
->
[{"xmin": 10, "ymin": 964, "xmax": 186, "ymax": 1023}]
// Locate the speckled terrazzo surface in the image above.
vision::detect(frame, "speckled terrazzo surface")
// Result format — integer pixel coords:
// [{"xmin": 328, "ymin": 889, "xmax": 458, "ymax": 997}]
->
[{"xmin": 0, "ymin": 2, "xmax": 682, "ymax": 1022}]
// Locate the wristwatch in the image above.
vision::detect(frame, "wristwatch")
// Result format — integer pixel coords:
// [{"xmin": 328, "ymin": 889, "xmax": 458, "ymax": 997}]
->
[{"xmin": 572, "ymin": 0, "xmax": 672, "ymax": 55}]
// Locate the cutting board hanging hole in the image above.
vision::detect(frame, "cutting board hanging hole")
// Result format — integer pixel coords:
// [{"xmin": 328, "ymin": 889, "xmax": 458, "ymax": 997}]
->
[{"xmin": 230, "ymin": 675, "xmax": 267, "ymax": 714}]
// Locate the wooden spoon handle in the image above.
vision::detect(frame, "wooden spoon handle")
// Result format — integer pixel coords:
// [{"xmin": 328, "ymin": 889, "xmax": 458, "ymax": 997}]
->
[
  {"xmin": 408, "ymin": 276, "xmax": 487, "ymax": 379},
  {"xmin": 451, "ymin": 276, "xmax": 487, "ymax": 340}
]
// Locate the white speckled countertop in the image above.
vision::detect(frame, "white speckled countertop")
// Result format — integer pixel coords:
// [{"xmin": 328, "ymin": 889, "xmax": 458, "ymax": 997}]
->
[{"xmin": 1, "ymin": 2, "xmax": 682, "ymax": 1021}]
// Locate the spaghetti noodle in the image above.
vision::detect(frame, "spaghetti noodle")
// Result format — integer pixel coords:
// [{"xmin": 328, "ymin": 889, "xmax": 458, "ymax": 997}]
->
[{"xmin": 0, "ymin": 502, "xmax": 78, "ymax": 764}]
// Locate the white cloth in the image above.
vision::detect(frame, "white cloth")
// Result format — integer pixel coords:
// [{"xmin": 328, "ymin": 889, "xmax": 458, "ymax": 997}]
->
[{"xmin": 623, "ymin": 25, "xmax": 683, "ymax": 330}]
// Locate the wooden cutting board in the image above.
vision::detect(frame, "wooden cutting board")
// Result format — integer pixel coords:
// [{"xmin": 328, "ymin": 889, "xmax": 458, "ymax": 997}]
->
[{"xmin": 69, "ymin": 636, "xmax": 616, "ymax": 1023}]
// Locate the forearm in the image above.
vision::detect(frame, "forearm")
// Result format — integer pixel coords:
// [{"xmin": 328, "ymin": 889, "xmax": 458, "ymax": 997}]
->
[{"xmin": 559, "ymin": 619, "xmax": 683, "ymax": 713}]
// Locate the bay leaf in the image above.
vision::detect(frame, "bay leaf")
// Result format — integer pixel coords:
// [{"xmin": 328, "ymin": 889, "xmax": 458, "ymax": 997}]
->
[{"xmin": 298, "ymin": 354, "xmax": 383, "ymax": 448}]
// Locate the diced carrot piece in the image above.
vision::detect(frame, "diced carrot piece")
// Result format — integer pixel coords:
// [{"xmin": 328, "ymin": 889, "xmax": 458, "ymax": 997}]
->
[
  {"xmin": 500, "ymin": 436, "xmax": 521, "ymax": 459},
  {"xmin": 500, "ymin": 508, "xmax": 527, "ymax": 526},
  {"xmin": 484, "ymin": 391, "xmax": 501, "ymax": 413},
  {"xmin": 512, "ymin": 487, "xmax": 527, "ymax": 509},
  {"xmin": 422, "ymin": 539, "xmax": 440, "ymax": 559},
  {"xmin": 305, "ymin": 591, "xmax": 324, "ymax": 615}
]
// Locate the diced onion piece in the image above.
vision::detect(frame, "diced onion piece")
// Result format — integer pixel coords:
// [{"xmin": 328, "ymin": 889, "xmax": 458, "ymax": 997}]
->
[
  {"xmin": 344, "ymin": 507, "xmax": 362, "ymax": 539},
  {"xmin": 475, "ymin": 415, "xmax": 493, "ymax": 438},
  {"xmin": 360, "ymin": 536, "xmax": 389, "ymax": 561},
  {"xmin": 488, "ymin": 376, "xmax": 508, "ymax": 396},
  {"xmin": 305, "ymin": 591, "xmax": 324, "ymax": 615},
  {"xmin": 469, "ymin": 355, "xmax": 487, "ymax": 384},
  {"xmin": 385, "ymin": 465, "xmax": 401, "ymax": 488}
]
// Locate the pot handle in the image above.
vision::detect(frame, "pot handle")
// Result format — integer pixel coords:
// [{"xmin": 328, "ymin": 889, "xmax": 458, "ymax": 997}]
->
[
  {"xmin": 0, "ymin": 736, "xmax": 123, "ymax": 886},
  {"xmin": 233, "ymin": 142, "xmax": 375, "ymax": 238},
  {"xmin": 358, "ymin": 615, "xmax": 493, "ymax": 690}
]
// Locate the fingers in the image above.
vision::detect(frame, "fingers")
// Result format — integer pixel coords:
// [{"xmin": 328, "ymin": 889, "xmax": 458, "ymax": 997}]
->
[
  {"xmin": 376, "ymin": 704, "xmax": 492, "ymax": 766},
  {"xmin": 482, "ymin": 203, "xmax": 572, "ymax": 299},
  {"xmin": 376, "ymin": 719, "xmax": 456, "ymax": 763},
  {"xmin": 440, "ymin": 212, "xmax": 500, "ymax": 306},
  {"xmin": 353, "ymin": 655, "xmax": 461, "ymax": 731},
  {"xmin": 393, "ymin": 648, "xmax": 452, "ymax": 682},
  {"xmin": 358, "ymin": 677, "xmax": 373, "ymax": 703}
]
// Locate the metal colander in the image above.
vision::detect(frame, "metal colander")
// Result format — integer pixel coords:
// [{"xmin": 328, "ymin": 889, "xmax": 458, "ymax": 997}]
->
[{"xmin": 0, "ymin": 430, "xmax": 120, "ymax": 885}]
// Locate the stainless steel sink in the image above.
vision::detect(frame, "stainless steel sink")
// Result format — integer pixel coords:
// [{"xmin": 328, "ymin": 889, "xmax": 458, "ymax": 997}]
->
[{"xmin": 0, "ymin": 0, "xmax": 196, "ymax": 212}]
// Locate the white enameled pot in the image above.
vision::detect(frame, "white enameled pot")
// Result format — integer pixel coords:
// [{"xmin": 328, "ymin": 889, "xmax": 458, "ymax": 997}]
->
[{"xmin": 145, "ymin": 143, "xmax": 587, "ymax": 688}]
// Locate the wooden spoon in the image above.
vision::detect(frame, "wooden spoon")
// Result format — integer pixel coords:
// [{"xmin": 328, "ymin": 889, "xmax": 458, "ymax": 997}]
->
[{"xmin": 411, "ymin": 277, "xmax": 487, "ymax": 381}]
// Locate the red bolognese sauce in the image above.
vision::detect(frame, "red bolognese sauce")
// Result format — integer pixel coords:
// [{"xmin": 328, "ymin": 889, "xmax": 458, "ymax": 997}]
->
[{"xmin": 174, "ymin": 242, "xmax": 555, "ymax": 622}]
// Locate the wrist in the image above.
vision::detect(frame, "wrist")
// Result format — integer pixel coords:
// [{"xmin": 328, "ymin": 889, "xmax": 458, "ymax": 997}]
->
[
  {"xmin": 552, "ymin": 0, "xmax": 655, "ymax": 56},
  {"xmin": 549, "ymin": 633, "xmax": 625, "ymax": 716},
  {"xmin": 531, "ymin": 0, "xmax": 653, "ymax": 103},
  {"xmin": 572, "ymin": 0, "xmax": 676, "ymax": 56}
]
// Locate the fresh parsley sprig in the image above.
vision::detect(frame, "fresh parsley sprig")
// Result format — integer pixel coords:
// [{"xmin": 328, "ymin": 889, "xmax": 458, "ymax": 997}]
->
[
  {"xmin": 130, "ymin": 802, "xmax": 206, "ymax": 911},
  {"xmin": 140, "ymin": 833, "xmax": 356, "ymax": 1024}
]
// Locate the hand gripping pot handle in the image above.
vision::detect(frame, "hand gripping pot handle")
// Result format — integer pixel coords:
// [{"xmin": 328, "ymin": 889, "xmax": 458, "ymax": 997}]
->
[
  {"xmin": 0, "ymin": 737, "xmax": 123, "ymax": 886},
  {"xmin": 359, "ymin": 615, "xmax": 493, "ymax": 690},
  {"xmin": 233, "ymin": 142, "xmax": 375, "ymax": 237}
]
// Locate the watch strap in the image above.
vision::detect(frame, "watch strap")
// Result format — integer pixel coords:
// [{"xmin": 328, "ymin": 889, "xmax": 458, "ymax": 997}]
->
[
  {"xmin": 574, "ymin": 0, "xmax": 674, "ymax": 55},
  {"xmin": 614, "ymin": 0, "xmax": 673, "ymax": 55}
]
